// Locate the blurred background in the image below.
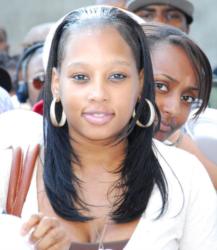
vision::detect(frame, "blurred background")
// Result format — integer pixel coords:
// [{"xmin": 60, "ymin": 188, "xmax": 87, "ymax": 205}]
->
[{"xmin": 0, "ymin": 0, "xmax": 216, "ymax": 68}]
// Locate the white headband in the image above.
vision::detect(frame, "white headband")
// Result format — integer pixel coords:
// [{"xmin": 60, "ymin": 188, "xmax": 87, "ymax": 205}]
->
[{"xmin": 42, "ymin": 5, "xmax": 145, "ymax": 71}]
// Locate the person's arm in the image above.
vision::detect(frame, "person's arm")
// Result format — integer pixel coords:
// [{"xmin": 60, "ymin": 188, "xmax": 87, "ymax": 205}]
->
[
  {"xmin": 180, "ymin": 156, "xmax": 217, "ymax": 249},
  {"xmin": 168, "ymin": 130, "xmax": 217, "ymax": 190}
]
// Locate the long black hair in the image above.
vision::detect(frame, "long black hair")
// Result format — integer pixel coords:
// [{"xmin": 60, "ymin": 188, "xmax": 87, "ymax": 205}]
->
[
  {"xmin": 43, "ymin": 6, "xmax": 167, "ymax": 223},
  {"xmin": 142, "ymin": 22, "xmax": 213, "ymax": 117}
]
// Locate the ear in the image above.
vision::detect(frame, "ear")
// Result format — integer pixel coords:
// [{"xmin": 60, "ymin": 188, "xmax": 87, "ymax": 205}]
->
[{"xmin": 51, "ymin": 67, "xmax": 60, "ymax": 99}]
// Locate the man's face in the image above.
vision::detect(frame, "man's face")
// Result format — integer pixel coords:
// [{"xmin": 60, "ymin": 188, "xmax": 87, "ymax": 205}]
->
[{"xmin": 135, "ymin": 4, "xmax": 189, "ymax": 33}]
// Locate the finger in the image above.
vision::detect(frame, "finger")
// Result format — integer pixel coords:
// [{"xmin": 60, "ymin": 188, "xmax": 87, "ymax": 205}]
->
[
  {"xmin": 21, "ymin": 213, "xmax": 43, "ymax": 236},
  {"xmin": 44, "ymin": 236, "xmax": 71, "ymax": 250},
  {"xmin": 34, "ymin": 226, "xmax": 67, "ymax": 250},
  {"xmin": 29, "ymin": 216, "xmax": 59, "ymax": 244}
]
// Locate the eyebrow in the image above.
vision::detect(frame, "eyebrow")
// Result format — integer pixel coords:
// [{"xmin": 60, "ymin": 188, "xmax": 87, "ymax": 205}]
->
[
  {"xmin": 156, "ymin": 73, "xmax": 179, "ymax": 83},
  {"xmin": 141, "ymin": 6, "xmax": 179, "ymax": 12},
  {"xmin": 67, "ymin": 60, "xmax": 131, "ymax": 68},
  {"xmin": 155, "ymin": 73, "xmax": 200, "ymax": 91}
]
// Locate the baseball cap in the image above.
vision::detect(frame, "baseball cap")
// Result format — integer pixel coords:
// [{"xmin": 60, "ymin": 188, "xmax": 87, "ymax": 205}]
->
[{"xmin": 127, "ymin": 0, "xmax": 194, "ymax": 24}]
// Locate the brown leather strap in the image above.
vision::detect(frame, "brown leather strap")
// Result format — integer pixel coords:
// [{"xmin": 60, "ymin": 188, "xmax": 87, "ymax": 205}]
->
[
  {"xmin": 6, "ymin": 144, "xmax": 40, "ymax": 216},
  {"xmin": 6, "ymin": 147, "xmax": 23, "ymax": 214}
]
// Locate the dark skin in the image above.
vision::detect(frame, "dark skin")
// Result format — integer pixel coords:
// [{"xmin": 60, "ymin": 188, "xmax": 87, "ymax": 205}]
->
[
  {"xmin": 21, "ymin": 26, "xmax": 143, "ymax": 246},
  {"xmin": 135, "ymin": 4, "xmax": 189, "ymax": 33}
]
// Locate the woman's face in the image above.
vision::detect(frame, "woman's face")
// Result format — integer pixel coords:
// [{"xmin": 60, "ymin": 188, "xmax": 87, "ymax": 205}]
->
[
  {"xmin": 52, "ymin": 26, "xmax": 143, "ymax": 143},
  {"xmin": 151, "ymin": 43, "xmax": 199, "ymax": 141}
]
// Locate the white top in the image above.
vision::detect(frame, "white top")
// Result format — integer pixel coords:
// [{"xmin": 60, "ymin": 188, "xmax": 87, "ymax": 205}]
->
[
  {"xmin": 0, "ymin": 214, "xmax": 33, "ymax": 250},
  {"xmin": 1, "ymin": 140, "xmax": 217, "ymax": 250}
]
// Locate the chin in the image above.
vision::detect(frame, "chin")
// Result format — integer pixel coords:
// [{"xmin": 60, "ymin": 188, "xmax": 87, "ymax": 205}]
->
[{"xmin": 154, "ymin": 131, "xmax": 168, "ymax": 142}]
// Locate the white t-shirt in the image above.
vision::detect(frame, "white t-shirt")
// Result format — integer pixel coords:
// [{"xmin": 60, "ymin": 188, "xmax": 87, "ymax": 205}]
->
[{"xmin": 1, "ymin": 139, "xmax": 217, "ymax": 250}]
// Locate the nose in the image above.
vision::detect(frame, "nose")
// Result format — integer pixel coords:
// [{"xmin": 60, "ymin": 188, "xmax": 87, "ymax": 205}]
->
[
  {"xmin": 161, "ymin": 95, "xmax": 181, "ymax": 118},
  {"xmin": 87, "ymin": 78, "xmax": 108, "ymax": 102},
  {"xmin": 154, "ymin": 13, "xmax": 166, "ymax": 24}
]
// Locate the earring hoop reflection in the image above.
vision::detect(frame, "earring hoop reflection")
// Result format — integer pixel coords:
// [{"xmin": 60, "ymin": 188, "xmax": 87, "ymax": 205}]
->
[
  {"xmin": 133, "ymin": 99, "xmax": 155, "ymax": 128},
  {"xmin": 50, "ymin": 97, "xmax": 66, "ymax": 127}
]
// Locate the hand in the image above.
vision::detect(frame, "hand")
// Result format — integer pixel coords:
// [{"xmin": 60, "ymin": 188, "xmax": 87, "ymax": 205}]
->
[{"xmin": 21, "ymin": 213, "xmax": 71, "ymax": 250}]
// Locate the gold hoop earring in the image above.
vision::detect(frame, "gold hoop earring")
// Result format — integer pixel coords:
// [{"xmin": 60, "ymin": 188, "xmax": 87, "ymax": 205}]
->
[
  {"xmin": 50, "ymin": 97, "xmax": 66, "ymax": 127},
  {"xmin": 133, "ymin": 99, "xmax": 155, "ymax": 128}
]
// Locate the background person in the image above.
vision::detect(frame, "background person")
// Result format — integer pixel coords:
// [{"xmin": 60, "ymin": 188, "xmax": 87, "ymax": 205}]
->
[
  {"xmin": 143, "ymin": 22, "xmax": 217, "ymax": 189},
  {"xmin": 15, "ymin": 42, "xmax": 45, "ymax": 108},
  {"xmin": 0, "ymin": 27, "xmax": 9, "ymax": 53},
  {"xmin": 127, "ymin": 0, "xmax": 194, "ymax": 33},
  {"xmin": 0, "ymin": 26, "xmax": 19, "ymax": 90},
  {"xmin": 14, "ymin": 23, "xmax": 52, "ymax": 108}
]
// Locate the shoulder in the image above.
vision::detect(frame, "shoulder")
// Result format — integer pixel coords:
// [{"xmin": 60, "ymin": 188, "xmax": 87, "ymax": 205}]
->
[
  {"xmin": 132, "ymin": 140, "xmax": 217, "ymax": 249},
  {"xmin": 152, "ymin": 139, "xmax": 217, "ymax": 214},
  {"xmin": 153, "ymin": 138, "xmax": 209, "ymax": 180}
]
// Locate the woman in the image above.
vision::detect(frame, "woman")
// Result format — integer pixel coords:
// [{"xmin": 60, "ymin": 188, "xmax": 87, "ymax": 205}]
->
[
  {"xmin": 142, "ymin": 23, "xmax": 217, "ymax": 189},
  {"xmin": 1, "ymin": 6, "xmax": 217, "ymax": 250}
]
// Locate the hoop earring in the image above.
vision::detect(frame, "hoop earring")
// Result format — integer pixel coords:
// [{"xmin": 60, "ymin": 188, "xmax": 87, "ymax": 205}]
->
[
  {"xmin": 133, "ymin": 99, "xmax": 155, "ymax": 128},
  {"xmin": 50, "ymin": 97, "xmax": 66, "ymax": 127}
]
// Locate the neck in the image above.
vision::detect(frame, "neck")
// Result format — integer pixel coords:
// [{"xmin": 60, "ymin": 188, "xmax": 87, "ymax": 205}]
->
[{"xmin": 71, "ymin": 135, "xmax": 127, "ymax": 175}]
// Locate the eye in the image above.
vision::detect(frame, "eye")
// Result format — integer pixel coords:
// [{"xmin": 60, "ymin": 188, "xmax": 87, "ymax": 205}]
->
[
  {"xmin": 166, "ymin": 11, "xmax": 185, "ymax": 21},
  {"xmin": 155, "ymin": 81, "xmax": 168, "ymax": 92},
  {"xmin": 71, "ymin": 73, "xmax": 89, "ymax": 83},
  {"xmin": 137, "ymin": 10, "xmax": 155, "ymax": 21},
  {"xmin": 109, "ymin": 73, "xmax": 127, "ymax": 82},
  {"xmin": 181, "ymin": 95, "xmax": 196, "ymax": 104}
]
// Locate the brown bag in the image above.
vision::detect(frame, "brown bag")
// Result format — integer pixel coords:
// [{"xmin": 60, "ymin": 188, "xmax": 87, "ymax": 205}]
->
[{"xmin": 6, "ymin": 144, "xmax": 40, "ymax": 217}]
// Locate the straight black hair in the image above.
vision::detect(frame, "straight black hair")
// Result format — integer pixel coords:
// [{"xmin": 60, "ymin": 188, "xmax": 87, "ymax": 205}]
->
[{"xmin": 43, "ymin": 6, "xmax": 168, "ymax": 223}]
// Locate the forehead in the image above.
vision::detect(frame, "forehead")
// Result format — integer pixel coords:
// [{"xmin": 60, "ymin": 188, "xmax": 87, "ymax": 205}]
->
[
  {"xmin": 28, "ymin": 52, "xmax": 43, "ymax": 68},
  {"xmin": 62, "ymin": 23, "xmax": 128, "ymax": 50},
  {"xmin": 151, "ymin": 43, "xmax": 197, "ymax": 83},
  {"xmin": 56, "ymin": 24, "xmax": 140, "ymax": 72},
  {"xmin": 66, "ymin": 24, "xmax": 118, "ymax": 40},
  {"xmin": 151, "ymin": 42, "xmax": 187, "ymax": 65},
  {"xmin": 62, "ymin": 25, "xmax": 131, "ymax": 56}
]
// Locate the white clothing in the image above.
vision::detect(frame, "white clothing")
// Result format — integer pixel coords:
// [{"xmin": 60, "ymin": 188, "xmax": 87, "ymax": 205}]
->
[
  {"xmin": 0, "ymin": 87, "xmax": 14, "ymax": 113},
  {"xmin": 0, "ymin": 140, "xmax": 217, "ymax": 250}
]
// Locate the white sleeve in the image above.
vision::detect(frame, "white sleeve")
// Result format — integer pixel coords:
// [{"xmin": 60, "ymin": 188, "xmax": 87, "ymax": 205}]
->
[{"xmin": 180, "ymin": 155, "xmax": 217, "ymax": 250}]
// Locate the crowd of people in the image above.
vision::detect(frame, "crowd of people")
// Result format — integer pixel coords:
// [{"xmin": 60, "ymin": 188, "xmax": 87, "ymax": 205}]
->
[{"xmin": 0, "ymin": 1, "xmax": 216, "ymax": 250}]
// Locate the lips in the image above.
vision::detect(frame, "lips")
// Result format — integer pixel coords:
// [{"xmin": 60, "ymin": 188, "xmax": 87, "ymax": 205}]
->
[
  {"xmin": 82, "ymin": 111, "xmax": 114, "ymax": 126},
  {"xmin": 160, "ymin": 121, "xmax": 172, "ymax": 133},
  {"xmin": 155, "ymin": 121, "xmax": 172, "ymax": 141}
]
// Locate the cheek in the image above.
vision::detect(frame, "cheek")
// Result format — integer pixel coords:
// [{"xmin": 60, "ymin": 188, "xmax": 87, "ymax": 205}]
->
[
  {"xmin": 155, "ymin": 93, "xmax": 164, "ymax": 111},
  {"xmin": 117, "ymin": 87, "xmax": 139, "ymax": 110},
  {"xmin": 174, "ymin": 22, "xmax": 188, "ymax": 33},
  {"xmin": 176, "ymin": 105, "xmax": 191, "ymax": 128},
  {"xmin": 28, "ymin": 83, "xmax": 39, "ymax": 97},
  {"xmin": 59, "ymin": 86, "xmax": 80, "ymax": 117}
]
